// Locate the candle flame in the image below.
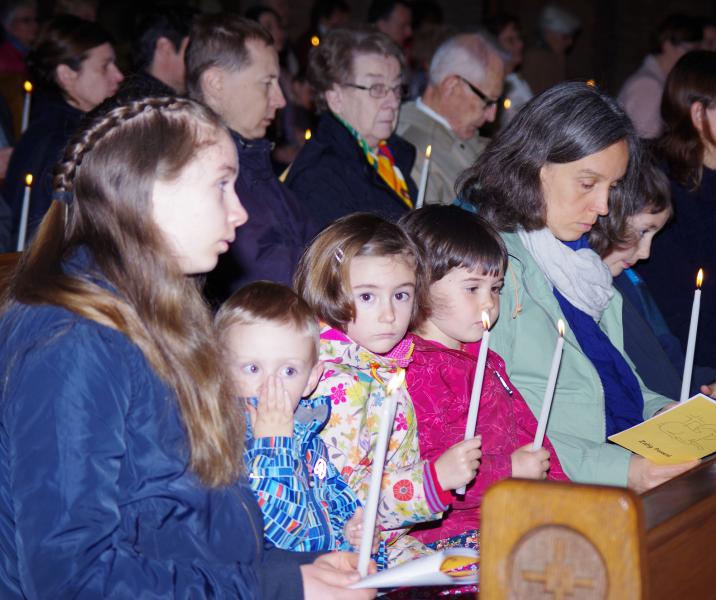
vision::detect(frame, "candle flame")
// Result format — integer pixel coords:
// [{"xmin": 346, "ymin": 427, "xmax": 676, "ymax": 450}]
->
[
  {"xmin": 557, "ymin": 319, "xmax": 565, "ymax": 336},
  {"xmin": 23, "ymin": 80, "xmax": 32, "ymax": 93},
  {"xmin": 586, "ymin": 79, "xmax": 596, "ymax": 87},
  {"xmin": 697, "ymin": 268, "xmax": 704, "ymax": 288},
  {"xmin": 503, "ymin": 98, "xmax": 512, "ymax": 109},
  {"xmin": 24, "ymin": 173, "xmax": 33, "ymax": 186},
  {"xmin": 311, "ymin": 35, "xmax": 320, "ymax": 47},
  {"xmin": 386, "ymin": 368, "xmax": 406, "ymax": 395},
  {"xmin": 304, "ymin": 129, "xmax": 312, "ymax": 141},
  {"xmin": 481, "ymin": 310, "xmax": 491, "ymax": 330},
  {"xmin": 425, "ymin": 144, "xmax": 432, "ymax": 159}
]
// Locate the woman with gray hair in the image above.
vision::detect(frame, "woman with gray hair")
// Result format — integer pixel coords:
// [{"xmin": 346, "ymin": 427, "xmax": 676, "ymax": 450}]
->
[{"xmin": 285, "ymin": 27, "xmax": 416, "ymax": 234}]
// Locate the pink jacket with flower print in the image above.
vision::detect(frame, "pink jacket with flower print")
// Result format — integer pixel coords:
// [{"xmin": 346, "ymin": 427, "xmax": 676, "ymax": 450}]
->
[
  {"xmin": 315, "ymin": 326, "xmax": 446, "ymax": 565},
  {"xmin": 406, "ymin": 336, "xmax": 569, "ymax": 545}
]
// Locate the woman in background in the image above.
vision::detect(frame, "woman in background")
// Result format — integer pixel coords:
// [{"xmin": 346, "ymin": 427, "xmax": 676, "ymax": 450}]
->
[
  {"xmin": 638, "ymin": 50, "xmax": 716, "ymax": 370},
  {"xmin": 4, "ymin": 14, "xmax": 123, "ymax": 246}
]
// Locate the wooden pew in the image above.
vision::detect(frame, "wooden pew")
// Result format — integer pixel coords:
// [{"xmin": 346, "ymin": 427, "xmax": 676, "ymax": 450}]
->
[{"xmin": 480, "ymin": 457, "xmax": 716, "ymax": 599}]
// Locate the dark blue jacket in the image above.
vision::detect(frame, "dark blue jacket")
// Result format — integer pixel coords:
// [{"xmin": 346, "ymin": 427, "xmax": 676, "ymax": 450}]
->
[
  {"xmin": 205, "ymin": 131, "xmax": 314, "ymax": 304},
  {"xmin": 3, "ymin": 97, "xmax": 83, "ymax": 246},
  {"xmin": 637, "ymin": 167, "xmax": 716, "ymax": 367},
  {"xmin": 0, "ymin": 256, "xmax": 313, "ymax": 598},
  {"xmin": 285, "ymin": 112, "xmax": 417, "ymax": 235}
]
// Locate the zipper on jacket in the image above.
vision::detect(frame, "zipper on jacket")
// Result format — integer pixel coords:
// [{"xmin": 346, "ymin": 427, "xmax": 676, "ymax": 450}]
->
[
  {"xmin": 303, "ymin": 450, "xmax": 334, "ymax": 550},
  {"xmin": 491, "ymin": 367, "xmax": 513, "ymax": 396},
  {"xmin": 240, "ymin": 494, "xmax": 262, "ymax": 562}
]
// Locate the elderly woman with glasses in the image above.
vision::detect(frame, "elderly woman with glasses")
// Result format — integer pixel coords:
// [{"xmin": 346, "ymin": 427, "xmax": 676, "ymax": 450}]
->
[{"xmin": 285, "ymin": 27, "xmax": 416, "ymax": 233}]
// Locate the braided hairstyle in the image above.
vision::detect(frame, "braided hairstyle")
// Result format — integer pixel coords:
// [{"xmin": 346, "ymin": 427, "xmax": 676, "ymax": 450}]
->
[{"xmin": 5, "ymin": 96, "xmax": 245, "ymax": 487}]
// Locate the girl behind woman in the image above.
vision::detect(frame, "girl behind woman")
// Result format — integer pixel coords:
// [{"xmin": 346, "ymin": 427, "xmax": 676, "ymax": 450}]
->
[
  {"xmin": 401, "ymin": 206, "xmax": 567, "ymax": 555},
  {"xmin": 639, "ymin": 50, "xmax": 716, "ymax": 369},
  {"xmin": 294, "ymin": 213, "xmax": 482, "ymax": 566},
  {"xmin": 591, "ymin": 158, "xmax": 716, "ymax": 401},
  {"xmin": 0, "ymin": 97, "xmax": 374, "ymax": 599}
]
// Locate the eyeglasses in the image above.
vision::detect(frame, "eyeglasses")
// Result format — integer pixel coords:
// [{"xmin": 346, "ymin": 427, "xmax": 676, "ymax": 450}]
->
[
  {"xmin": 342, "ymin": 82, "xmax": 406, "ymax": 100},
  {"xmin": 458, "ymin": 76, "xmax": 499, "ymax": 108}
]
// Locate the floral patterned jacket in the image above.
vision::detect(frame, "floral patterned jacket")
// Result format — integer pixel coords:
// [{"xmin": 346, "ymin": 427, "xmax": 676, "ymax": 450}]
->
[{"xmin": 315, "ymin": 326, "xmax": 448, "ymax": 565}]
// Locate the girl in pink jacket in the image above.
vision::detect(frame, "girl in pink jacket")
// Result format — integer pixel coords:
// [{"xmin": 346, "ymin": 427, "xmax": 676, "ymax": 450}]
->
[
  {"xmin": 294, "ymin": 213, "xmax": 483, "ymax": 566},
  {"xmin": 400, "ymin": 206, "xmax": 569, "ymax": 555}
]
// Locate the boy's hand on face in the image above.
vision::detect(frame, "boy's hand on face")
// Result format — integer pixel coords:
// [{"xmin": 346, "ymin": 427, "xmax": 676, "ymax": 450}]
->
[
  {"xmin": 343, "ymin": 507, "xmax": 380, "ymax": 553},
  {"xmin": 249, "ymin": 375, "xmax": 294, "ymax": 438}
]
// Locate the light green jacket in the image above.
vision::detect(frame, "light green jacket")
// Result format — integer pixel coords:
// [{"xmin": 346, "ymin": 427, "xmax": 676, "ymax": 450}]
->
[{"xmin": 490, "ymin": 232, "xmax": 670, "ymax": 486}]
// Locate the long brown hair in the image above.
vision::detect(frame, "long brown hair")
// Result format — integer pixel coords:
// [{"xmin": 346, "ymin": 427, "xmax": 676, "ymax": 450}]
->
[
  {"xmin": 2, "ymin": 97, "xmax": 244, "ymax": 487},
  {"xmin": 656, "ymin": 50, "xmax": 716, "ymax": 189}
]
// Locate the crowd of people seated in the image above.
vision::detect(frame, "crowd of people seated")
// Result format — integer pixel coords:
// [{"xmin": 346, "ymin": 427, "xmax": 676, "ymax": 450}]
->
[{"xmin": 0, "ymin": 1, "xmax": 714, "ymax": 598}]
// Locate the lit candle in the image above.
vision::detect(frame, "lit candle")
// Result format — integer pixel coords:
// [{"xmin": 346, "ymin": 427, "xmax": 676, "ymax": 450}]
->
[
  {"xmin": 503, "ymin": 98, "xmax": 512, "ymax": 110},
  {"xmin": 304, "ymin": 129, "xmax": 311, "ymax": 141},
  {"xmin": 680, "ymin": 269, "xmax": 703, "ymax": 402},
  {"xmin": 455, "ymin": 311, "xmax": 491, "ymax": 495},
  {"xmin": 16, "ymin": 173, "xmax": 32, "ymax": 251},
  {"xmin": 414, "ymin": 144, "xmax": 432, "ymax": 210},
  {"xmin": 533, "ymin": 320, "xmax": 565, "ymax": 450},
  {"xmin": 21, "ymin": 81, "xmax": 32, "ymax": 133},
  {"xmin": 310, "ymin": 35, "xmax": 320, "ymax": 47},
  {"xmin": 358, "ymin": 368, "xmax": 405, "ymax": 577}
]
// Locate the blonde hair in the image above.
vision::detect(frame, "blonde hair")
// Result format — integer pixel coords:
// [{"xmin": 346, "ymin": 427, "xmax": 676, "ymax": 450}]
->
[
  {"xmin": 2, "ymin": 97, "xmax": 243, "ymax": 488},
  {"xmin": 293, "ymin": 213, "xmax": 426, "ymax": 330},
  {"xmin": 216, "ymin": 281, "xmax": 320, "ymax": 361}
]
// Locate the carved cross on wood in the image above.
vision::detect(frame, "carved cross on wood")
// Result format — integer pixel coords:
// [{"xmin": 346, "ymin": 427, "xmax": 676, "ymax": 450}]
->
[{"xmin": 520, "ymin": 538, "xmax": 597, "ymax": 600}]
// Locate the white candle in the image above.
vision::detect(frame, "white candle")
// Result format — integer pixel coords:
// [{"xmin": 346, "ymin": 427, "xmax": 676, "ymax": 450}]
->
[
  {"xmin": 16, "ymin": 173, "xmax": 32, "ymax": 251},
  {"xmin": 680, "ymin": 269, "xmax": 703, "ymax": 402},
  {"xmin": 358, "ymin": 368, "xmax": 405, "ymax": 577},
  {"xmin": 533, "ymin": 320, "xmax": 566, "ymax": 450},
  {"xmin": 414, "ymin": 144, "xmax": 432, "ymax": 209},
  {"xmin": 21, "ymin": 81, "xmax": 32, "ymax": 133},
  {"xmin": 455, "ymin": 311, "xmax": 491, "ymax": 495}
]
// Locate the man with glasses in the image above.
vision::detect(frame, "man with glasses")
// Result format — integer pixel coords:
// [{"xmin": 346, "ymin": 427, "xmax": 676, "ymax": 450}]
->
[
  {"xmin": 285, "ymin": 28, "xmax": 417, "ymax": 233},
  {"xmin": 618, "ymin": 14, "xmax": 702, "ymax": 139},
  {"xmin": 397, "ymin": 33, "xmax": 504, "ymax": 206}
]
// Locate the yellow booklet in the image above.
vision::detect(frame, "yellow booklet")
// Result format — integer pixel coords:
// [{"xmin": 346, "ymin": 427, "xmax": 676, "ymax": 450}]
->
[{"xmin": 609, "ymin": 394, "xmax": 716, "ymax": 464}]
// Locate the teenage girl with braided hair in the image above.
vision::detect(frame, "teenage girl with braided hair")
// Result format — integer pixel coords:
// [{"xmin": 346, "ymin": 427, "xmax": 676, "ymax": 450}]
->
[{"xmin": 0, "ymin": 97, "xmax": 376, "ymax": 599}]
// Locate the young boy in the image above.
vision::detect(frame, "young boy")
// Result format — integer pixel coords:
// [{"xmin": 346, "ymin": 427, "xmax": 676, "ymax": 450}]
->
[{"xmin": 217, "ymin": 281, "xmax": 374, "ymax": 554}]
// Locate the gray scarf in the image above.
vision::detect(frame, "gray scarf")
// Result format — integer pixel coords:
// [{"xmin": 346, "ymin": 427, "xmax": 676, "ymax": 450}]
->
[{"xmin": 517, "ymin": 228, "xmax": 613, "ymax": 320}]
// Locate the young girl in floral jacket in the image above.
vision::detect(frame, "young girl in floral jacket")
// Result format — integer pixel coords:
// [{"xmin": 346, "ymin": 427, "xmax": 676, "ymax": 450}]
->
[
  {"xmin": 294, "ymin": 213, "xmax": 483, "ymax": 566},
  {"xmin": 400, "ymin": 206, "xmax": 569, "ymax": 557}
]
